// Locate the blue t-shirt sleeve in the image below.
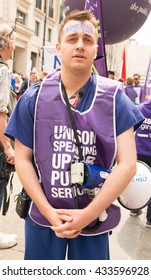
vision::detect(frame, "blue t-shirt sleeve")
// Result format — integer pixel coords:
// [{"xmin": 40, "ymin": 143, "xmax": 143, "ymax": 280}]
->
[
  {"xmin": 115, "ymin": 89, "xmax": 144, "ymax": 136},
  {"xmin": 5, "ymin": 83, "xmax": 40, "ymax": 149}
]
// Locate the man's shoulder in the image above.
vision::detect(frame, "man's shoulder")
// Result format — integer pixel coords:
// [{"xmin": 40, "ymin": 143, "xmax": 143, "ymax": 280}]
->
[
  {"xmin": 97, "ymin": 74, "xmax": 120, "ymax": 85},
  {"xmin": 97, "ymin": 75, "xmax": 123, "ymax": 93},
  {"xmin": 20, "ymin": 82, "xmax": 40, "ymax": 104}
]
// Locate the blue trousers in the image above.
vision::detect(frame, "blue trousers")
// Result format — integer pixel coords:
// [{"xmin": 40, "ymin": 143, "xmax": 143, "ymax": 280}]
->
[{"xmin": 24, "ymin": 220, "xmax": 110, "ymax": 260}]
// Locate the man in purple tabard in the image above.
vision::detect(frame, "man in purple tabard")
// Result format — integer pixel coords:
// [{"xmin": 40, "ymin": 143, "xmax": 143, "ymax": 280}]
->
[{"xmin": 5, "ymin": 10, "xmax": 144, "ymax": 260}]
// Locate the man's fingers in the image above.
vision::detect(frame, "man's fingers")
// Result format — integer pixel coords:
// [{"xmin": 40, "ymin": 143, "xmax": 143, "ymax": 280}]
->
[
  {"xmin": 55, "ymin": 230, "xmax": 81, "ymax": 239},
  {"xmin": 57, "ymin": 214, "xmax": 73, "ymax": 222},
  {"xmin": 50, "ymin": 223, "xmax": 69, "ymax": 232}
]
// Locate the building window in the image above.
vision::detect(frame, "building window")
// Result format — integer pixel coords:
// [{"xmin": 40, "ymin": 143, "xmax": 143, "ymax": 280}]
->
[
  {"xmin": 36, "ymin": 0, "xmax": 42, "ymax": 9},
  {"xmin": 59, "ymin": 5, "xmax": 64, "ymax": 24},
  {"xmin": 16, "ymin": 10, "xmax": 25, "ymax": 25},
  {"xmin": 35, "ymin": 21, "xmax": 40, "ymax": 36},
  {"xmin": 48, "ymin": 0, "xmax": 54, "ymax": 18},
  {"xmin": 31, "ymin": 52, "xmax": 37, "ymax": 69},
  {"xmin": 48, "ymin": 28, "xmax": 52, "ymax": 42}
]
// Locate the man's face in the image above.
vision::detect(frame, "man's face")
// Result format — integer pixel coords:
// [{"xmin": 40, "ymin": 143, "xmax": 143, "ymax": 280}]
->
[
  {"xmin": 108, "ymin": 73, "xmax": 114, "ymax": 80},
  {"xmin": 30, "ymin": 72, "xmax": 37, "ymax": 82},
  {"xmin": 56, "ymin": 20, "xmax": 98, "ymax": 73},
  {"xmin": 133, "ymin": 75, "xmax": 140, "ymax": 85}
]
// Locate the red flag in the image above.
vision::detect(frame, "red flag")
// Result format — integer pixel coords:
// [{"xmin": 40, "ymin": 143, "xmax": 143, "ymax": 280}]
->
[{"xmin": 121, "ymin": 48, "xmax": 126, "ymax": 83}]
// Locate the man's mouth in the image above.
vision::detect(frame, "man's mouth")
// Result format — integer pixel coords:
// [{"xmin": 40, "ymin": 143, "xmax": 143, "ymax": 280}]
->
[{"xmin": 73, "ymin": 55, "xmax": 86, "ymax": 59}]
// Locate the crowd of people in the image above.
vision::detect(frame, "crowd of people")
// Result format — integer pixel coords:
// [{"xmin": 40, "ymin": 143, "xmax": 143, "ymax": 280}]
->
[
  {"xmin": 125, "ymin": 73, "xmax": 145, "ymax": 105},
  {"xmin": 10, "ymin": 70, "xmax": 48, "ymax": 99},
  {"xmin": 108, "ymin": 70, "xmax": 145, "ymax": 105},
  {"xmin": 0, "ymin": 9, "xmax": 150, "ymax": 260}
]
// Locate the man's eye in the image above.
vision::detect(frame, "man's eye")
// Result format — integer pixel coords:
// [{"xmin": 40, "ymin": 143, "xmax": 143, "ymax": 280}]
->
[
  {"xmin": 85, "ymin": 38, "xmax": 92, "ymax": 43},
  {"xmin": 68, "ymin": 38, "xmax": 75, "ymax": 42}
]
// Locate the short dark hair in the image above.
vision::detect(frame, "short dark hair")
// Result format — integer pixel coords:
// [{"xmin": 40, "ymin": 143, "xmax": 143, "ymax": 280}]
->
[
  {"xmin": 133, "ymin": 73, "xmax": 140, "ymax": 78},
  {"xmin": 108, "ymin": 70, "xmax": 115, "ymax": 76}
]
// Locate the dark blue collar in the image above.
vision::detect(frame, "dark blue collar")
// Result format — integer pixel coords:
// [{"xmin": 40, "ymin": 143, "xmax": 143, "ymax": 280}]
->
[{"xmin": 76, "ymin": 73, "xmax": 96, "ymax": 112}]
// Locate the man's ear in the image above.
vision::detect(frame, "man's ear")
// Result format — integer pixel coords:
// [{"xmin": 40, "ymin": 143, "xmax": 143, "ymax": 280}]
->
[
  {"xmin": 56, "ymin": 42, "xmax": 61, "ymax": 57},
  {"xmin": 94, "ymin": 44, "xmax": 98, "ymax": 59}
]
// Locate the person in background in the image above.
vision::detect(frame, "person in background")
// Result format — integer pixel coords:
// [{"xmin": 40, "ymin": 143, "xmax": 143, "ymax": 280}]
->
[
  {"xmin": 0, "ymin": 23, "xmax": 17, "ymax": 249},
  {"xmin": 108, "ymin": 70, "xmax": 115, "ymax": 80},
  {"xmin": 118, "ymin": 78, "xmax": 124, "ymax": 83},
  {"xmin": 125, "ymin": 77, "xmax": 138, "ymax": 105},
  {"xmin": 133, "ymin": 73, "xmax": 145, "ymax": 104},
  {"xmin": 5, "ymin": 10, "xmax": 144, "ymax": 260},
  {"xmin": 19, "ymin": 70, "xmax": 37, "ymax": 96},
  {"xmin": 14, "ymin": 73, "xmax": 22, "ymax": 94},
  {"xmin": 20, "ymin": 73, "xmax": 27, "ymax": 82},
  {"xmin": 38, "ymin": 71, "xmax": 48, "ymax": 82},
  {"xmin": 130, "ymin": 99, "xmax": 151, "ymax": 222},
  {"xmin": 10, "ymin": 73, "xmax": 16, "ymax": 92}
]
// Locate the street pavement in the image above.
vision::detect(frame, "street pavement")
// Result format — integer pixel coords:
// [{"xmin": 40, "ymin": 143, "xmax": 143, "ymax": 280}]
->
[{"xmin": 0, "ymin": 172, "xmax": 151, "ymax": 260}]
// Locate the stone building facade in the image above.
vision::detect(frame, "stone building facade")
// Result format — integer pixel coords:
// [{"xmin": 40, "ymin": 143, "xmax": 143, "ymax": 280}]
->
[{"xmin": 0, "ymin": 0, "xmax": 64, "ymax": 75}]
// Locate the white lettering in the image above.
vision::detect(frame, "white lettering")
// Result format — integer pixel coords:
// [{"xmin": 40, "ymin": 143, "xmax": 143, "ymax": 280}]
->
[
  {"xmin": 51, "ymin": 187, "xmax": 74, "ymax": 198},
  {"xmin": 52, "ymin": 153, "xmax": 71, "ymax": 169},
  {"xmin": 61, "ymin": 154, "xmax": 71, "ymax": 169},
  {"xmin": 51, "ymin": 170, "xmax": 70, "ymax": 186},
  {"xmin": 51, "ymin": 187, "xmax": 58, "ymax": 198},
  {"xmin": 53, "ymin": 140, "xmax": 59, "ymax": 152},
  {"xmin": 51, "ymin": 171, "xmax": 60, "ymax": 185},
  {"xmin": 52, "ymin": 153, "xmax": 61, "ymax": 169},
  {"xmin": 53, "ymin": 126, "xmax": 96, "ymax": 146}
]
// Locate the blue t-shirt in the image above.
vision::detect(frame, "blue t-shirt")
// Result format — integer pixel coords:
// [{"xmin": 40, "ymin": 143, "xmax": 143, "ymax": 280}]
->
[{"xmin": 5, "ymin": 74, "xmax": 144, "ymax": 149}]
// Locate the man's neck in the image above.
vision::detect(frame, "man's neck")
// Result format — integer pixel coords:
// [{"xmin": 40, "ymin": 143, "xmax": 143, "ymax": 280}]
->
[{"xmin": 61, "ymin": 68, "xmax": 92, "ymax": 97}]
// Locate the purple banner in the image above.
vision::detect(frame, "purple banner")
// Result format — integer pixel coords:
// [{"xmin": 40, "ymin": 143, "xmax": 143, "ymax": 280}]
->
[
  {"xmin": 84, "ymin": 0, "xmax": 107, "ymax": 77},
  {"xmin": 144, "ymin": 55, "xmax": 151, "ymax": 99}
]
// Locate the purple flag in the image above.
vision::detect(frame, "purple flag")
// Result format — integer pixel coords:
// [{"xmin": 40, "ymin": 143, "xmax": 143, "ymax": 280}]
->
[
  {"xmin": 84, "ymin": 0, "xmax": 107, "ymax": 77},
  {"xmin": 144, "ymin": 55, "xmax": 151, "ymax": 99}
]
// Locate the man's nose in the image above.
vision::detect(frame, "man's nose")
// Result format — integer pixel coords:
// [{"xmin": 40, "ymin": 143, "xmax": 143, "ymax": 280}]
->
[{"xmin": 76, "ymin": 38, "xmax": 84, "ymax": 50}]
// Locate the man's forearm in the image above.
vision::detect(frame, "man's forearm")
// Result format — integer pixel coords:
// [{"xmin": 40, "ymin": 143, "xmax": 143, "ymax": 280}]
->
[
  {"xmin": 15, "ymin": 157, "xmax": 54, "ymax": 221},
  {"xmin": 0, "ymin": 112, "xmax": 12, "ymax": 151}
]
